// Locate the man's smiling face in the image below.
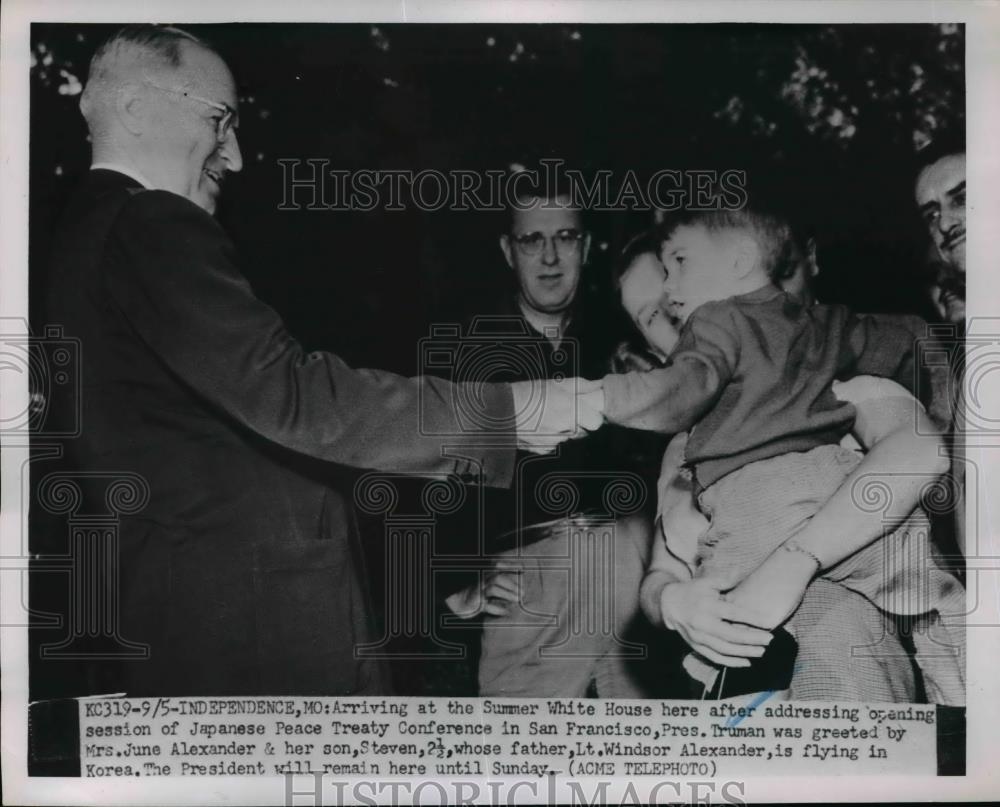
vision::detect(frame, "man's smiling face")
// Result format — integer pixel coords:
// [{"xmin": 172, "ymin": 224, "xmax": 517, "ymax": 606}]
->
[
  {"xmin": 916, "ymin": 152, "xmax": 966, "ymax": 274},
  {"xmin": 142, "ymin": 41, "xmax": 243, "ymax": 214}
]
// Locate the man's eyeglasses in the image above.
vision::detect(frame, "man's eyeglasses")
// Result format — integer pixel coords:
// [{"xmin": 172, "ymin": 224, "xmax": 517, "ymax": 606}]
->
[
  {"xmin": 144, "ymin": 80, "xmax": 238, "ymax": 143},
  {"xmin": 511, "ymin": 229, "xmax": 585, "ymax": 257}
]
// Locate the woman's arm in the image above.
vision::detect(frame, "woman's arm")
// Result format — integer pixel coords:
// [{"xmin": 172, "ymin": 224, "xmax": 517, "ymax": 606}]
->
[
  {"xmin": 640, "ymin": 533, "xmax": 772, "ymax": 666},
  {"xmin": 726, "ymin": 377, "xmax": 949, "ymax": 630},
  {"xmin": 639, "ymin": 531, "xmax": 691, "ymax": 628},
  {"xmin": 641, "ymin": 431, "xmax": 773, "ymax": 665},
  {"xmin": 790, "ymin": 377, "xmax": 949, "ymax": 568}
]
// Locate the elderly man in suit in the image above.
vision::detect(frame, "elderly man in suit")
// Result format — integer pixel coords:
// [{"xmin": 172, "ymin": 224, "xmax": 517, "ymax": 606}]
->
[{"xmin": 43, "ymin": 24, "xmax": 603, "ymax": 696}]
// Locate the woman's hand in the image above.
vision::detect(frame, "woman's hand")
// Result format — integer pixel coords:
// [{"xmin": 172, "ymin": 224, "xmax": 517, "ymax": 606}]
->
[
  {"xmin": 445, "ymin": 565, "xmax": 522, "ymax": 618},
  {"xmin": 658, "ymin": 576, "xmax": 773, "ymax": 667},
  {"xmin": 724, "ymin": 548, "xmax": 817, "ymax": 631}
]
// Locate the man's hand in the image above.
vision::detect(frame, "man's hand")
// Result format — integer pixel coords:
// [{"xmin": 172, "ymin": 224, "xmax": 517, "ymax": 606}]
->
[
  {"xmin": 444, "ymin": 564, "xmax": 522, "ymax": 618},
  {"xmin": 511, "ymin": 377, "xmax": 604, "ymax": 454}
]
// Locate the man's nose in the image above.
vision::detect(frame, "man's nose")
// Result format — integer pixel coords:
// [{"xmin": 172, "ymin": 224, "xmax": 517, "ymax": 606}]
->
[
  {"xmin": 662, "ymin": 270, "xmax": 677, "ymax": 293},
  {"xmin": 220, "ymin": 129, "xmax": 243, "ymax": 173},
  {"xmin": 541, "ymin": 236, "xmax": 559, "ymax": 265},
  {"xmin": 939, "ymin": 205, "xmax": 960, "ymax": 235}
]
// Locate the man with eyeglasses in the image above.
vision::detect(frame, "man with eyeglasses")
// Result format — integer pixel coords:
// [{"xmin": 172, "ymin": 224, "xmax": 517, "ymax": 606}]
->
[
  {"xmin": 40, "ymin": 25, "xmax": 604, "ymax": 697},
  {"xmin": 498, "ymin": 186, "xmax": 592, "ymax": 349},
  {"xmin": 83, "ymin": 28, "xmax": 241, "ymax": 215},
  {"xmin": 442, "ymin": 175, "xmax": 661, "ymax": 699}
]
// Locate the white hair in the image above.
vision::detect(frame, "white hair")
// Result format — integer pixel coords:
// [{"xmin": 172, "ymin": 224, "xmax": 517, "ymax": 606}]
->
[{"xmin": 79, "ymin": 24, "xmax": 209, "ymax": 143}]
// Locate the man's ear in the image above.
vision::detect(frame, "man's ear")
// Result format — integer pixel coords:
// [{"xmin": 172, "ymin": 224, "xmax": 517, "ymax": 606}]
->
[
  {"xmin": 806, "ymin": 237, "xmax": 820, "ymax": 279},
  {"xmin": 929, "ymin": 283, "xmax": 947, "ymax": 321},
  {"xmin": 499, "ymin": 234, "xmax": 514, "ymax": 270},
  {"xmin": 115, "ymin": 81, "xmax": 147, "ymax": 136},
  {"xmin": 581, "ymin": 232, "xmax": 592, "ymax": 265}
]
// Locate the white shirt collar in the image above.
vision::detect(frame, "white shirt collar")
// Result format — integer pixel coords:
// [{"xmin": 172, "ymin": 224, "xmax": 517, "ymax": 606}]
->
[{"xmin": 90, "ymin": 163, "xmax": 154, "ymax": 190}]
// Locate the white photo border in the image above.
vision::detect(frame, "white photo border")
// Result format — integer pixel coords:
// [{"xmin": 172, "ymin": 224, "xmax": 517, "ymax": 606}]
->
[{"xmin": 3, "ymin": 0, "xmax": 999, "ymax": 803}]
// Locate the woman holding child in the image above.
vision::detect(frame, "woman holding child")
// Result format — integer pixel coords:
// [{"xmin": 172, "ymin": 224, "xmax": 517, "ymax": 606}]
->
[
  {"xmin": 451, "ymin": 210, "xmax": 964, "ymax": 704},
  {"xmin": 610, "ymin": 217, "xmax": 964, "ymax": 704}
]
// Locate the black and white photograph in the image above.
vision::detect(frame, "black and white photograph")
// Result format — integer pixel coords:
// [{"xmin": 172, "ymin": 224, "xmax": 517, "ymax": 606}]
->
[{"xmin": 2, "ymin": 1, "xmax": 998, "ymax": 804}]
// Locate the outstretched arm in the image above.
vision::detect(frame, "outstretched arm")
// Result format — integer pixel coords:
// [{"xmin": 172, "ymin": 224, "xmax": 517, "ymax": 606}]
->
[
  {"xmin": 106, "ymin": 191, "xmax": 605, "ymax": 485},
  {"xmin": 601, "ymin": 307, "xmax": 736, "ymax": 433}
]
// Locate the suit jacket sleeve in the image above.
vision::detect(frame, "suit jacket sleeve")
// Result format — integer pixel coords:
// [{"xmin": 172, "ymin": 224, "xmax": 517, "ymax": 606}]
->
[
  {"xmin": 838, "ymin": 310, "xmax": 925, "ymax": 397},
  {"xmin": 104, "ymin": 190, "xmax": 516, "ymax": 486}
]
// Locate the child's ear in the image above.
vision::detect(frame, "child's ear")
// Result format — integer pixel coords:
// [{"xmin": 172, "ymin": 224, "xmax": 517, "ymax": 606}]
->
[
  {"xmin": 806, "ymin": 237, "xmax": 820, "ymax": 279},
  {"xmin": 732, "ymin": 233, "xmax": 762, "ymax": 279}
]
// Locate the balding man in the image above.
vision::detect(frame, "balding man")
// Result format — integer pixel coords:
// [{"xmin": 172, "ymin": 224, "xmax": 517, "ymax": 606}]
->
[{"xmin": 43, "ymin": 25, "xmax": 602, "ymax": 696}]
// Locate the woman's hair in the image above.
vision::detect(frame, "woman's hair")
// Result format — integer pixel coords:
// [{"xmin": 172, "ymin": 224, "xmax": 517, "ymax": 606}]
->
[
  {"xmin": 608, "ymin": 228, "xmax": 668, "ymax": 373},
  {"xmin": 609, "ymin": 340, "xmax": 666, "ymax": 373},
  {"xmin": 613, "ymin": 228, "xmax": 662, "ymax": 290}
]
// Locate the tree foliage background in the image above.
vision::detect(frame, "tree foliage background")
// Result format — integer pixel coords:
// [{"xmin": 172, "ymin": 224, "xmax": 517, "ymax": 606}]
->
[{"xmin": 31, "ymin": 22, "xmax": 964, "ymax": 371}]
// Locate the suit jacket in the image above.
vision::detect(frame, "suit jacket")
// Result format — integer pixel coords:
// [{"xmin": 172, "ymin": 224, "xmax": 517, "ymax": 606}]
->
[
  {"xmin": 458, "ymin": 302, "xmax": 655, "ymax": 539},
  {"xmin": 43, "ymin": 170, "xmax": 516, "ymax": 696}
]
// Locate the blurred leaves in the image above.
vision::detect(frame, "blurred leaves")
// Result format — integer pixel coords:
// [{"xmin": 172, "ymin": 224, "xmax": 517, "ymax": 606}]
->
[
  {"xmin": 31, "ymin": 39, "xmax": 83, "ymax": 96},
  {"xmin": 708, "ymin": 24, "xmax": 963, "ymax": 150},
  {"xmin": 29, "ymin": 22, "xmax": 963, "ymax": 354},
  {"xmin": 31, "ymin": 22, "xmax": 963, "ymax": 166}
]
